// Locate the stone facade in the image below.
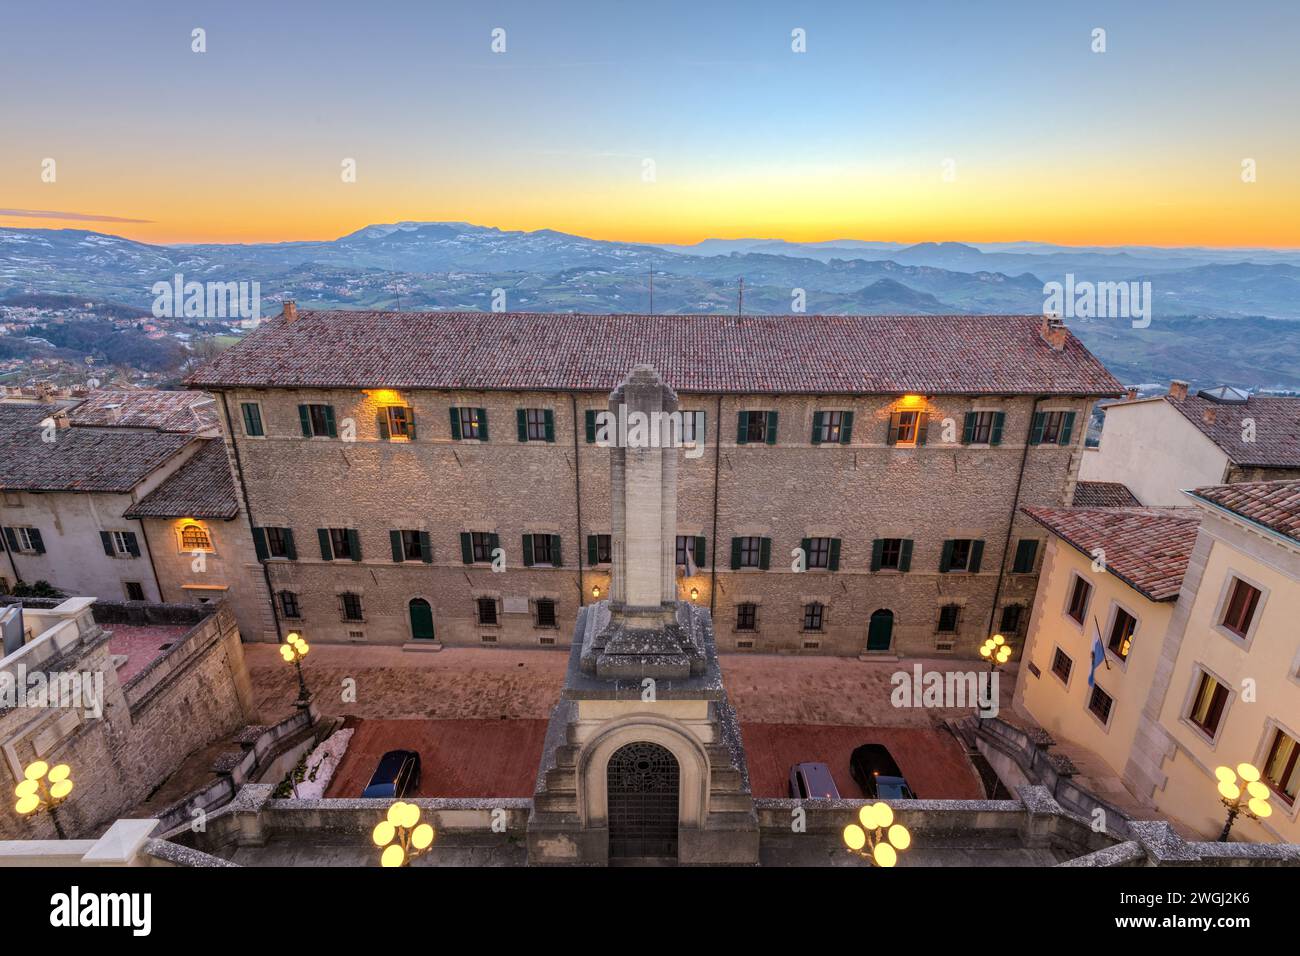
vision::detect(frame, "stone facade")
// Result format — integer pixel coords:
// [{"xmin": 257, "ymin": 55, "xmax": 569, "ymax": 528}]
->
[
  {"xmin": 0, "ymin": 600, "xmax": 255, "ymax": 840},
  {"xmin": 212, "ymin": 384, "xmax": 1094, "ymax": 657}
]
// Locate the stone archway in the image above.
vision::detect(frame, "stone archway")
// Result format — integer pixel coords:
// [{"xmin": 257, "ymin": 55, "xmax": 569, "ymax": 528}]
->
[
  {"xmin": 606, "ymin": 741, "xmax": 679, "ymax": 860},
  {"xmin": 867, "ymin": 608, "xmax": 894, "ymax": 651}
]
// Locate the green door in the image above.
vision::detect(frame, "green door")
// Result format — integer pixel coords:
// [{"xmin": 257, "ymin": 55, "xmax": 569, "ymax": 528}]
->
[
  {"xmin": 867, "ymin": 609, "xmax": 894, "ymax": 651},
  {"xmin": 408, "ymin": 599, "xmax": 435, "ymax": 641}
]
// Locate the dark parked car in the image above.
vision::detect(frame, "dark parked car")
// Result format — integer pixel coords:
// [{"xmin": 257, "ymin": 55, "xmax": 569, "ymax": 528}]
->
[
  {"xmin": 850, "ymin": 744, "xmax": 917, "ymax": 799},
  {"xmin": 361, "ymin": 749, "xmax": 421, "ymax": 798},
  {"xmin": 788, "ymin": 762, "xmax": 841, "ymax": 800}
]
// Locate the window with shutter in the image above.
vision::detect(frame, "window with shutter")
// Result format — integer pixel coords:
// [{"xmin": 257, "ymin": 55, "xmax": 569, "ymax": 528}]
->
[
  {"xmin": 240, "ymin": 402, "xmax": 264, "ymax": 437},
  {"xmin": 382, "ymin": 406, "xmax": 414, "ymax": 440},
  {"xmin": 736, "ymin": 603, "xmax": 758, "ymax": 631},
  {"xmin": 585, "ymin": 409, "xmax": 598, "ymax": 444},
  {"xmin": 452, "ymin": 407, "xmax": 487, "ymax": 440},
  {"xmin": 1012, "ymin": 539, "xmax": 1039, "ymax": 574},
  {"xmin": 301, "ymin": 404, "xmax": 336, "ymax": 438}
]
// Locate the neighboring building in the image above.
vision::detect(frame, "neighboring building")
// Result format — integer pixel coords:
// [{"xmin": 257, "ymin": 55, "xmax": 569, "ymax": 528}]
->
[
  {"xmin": 1016, "ymin": 479, "xmax": 1300, "ymax": 842},
  {"xmin": 1126, "ymin": 479, "xmax": 1300, "ymax": 843},
  {"xmin": 187, "ymin": 308, "xmax": 1122, "ymax": 655},
  {"xmin": 1014, "ymin": 506, "xmax": 1200, "ymax": 791},
  {"xmin": 0, "ymin": 393, "xmax": 269, "ymax": 642},
  {"xmin": 1080, "ymin": 381, "xmax": 1300, "ymax": 505},
  {"xmin": 1071, "ymin": 480, "xmax": 1141, "ymax": 508}
]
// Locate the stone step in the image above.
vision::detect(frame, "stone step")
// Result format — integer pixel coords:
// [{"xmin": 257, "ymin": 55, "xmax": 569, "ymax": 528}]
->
[{"xmin": 533, "ymin": 793, "xmax": 578, "ymax": 814}]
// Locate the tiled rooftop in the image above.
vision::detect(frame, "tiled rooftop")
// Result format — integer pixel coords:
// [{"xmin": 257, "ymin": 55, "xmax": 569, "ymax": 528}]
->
[
  {"xmin": 1072, "ymin": 480, "xmax": 1142, "ymax": 508},
  {"xmin": 1165, "ymin": 392, "xmax": 1300, "ymax": 468},
  {"xmin": 69, "ymin": 389, "xmax": 219, "ymax": 434},
  {"xmin": 0, "ymin": 405, "xmax": 195, "ymax": 493},
  {"xmin": 124, "ymin": 439, "xmax": 239, "ymax": 519},
  {"xmin": 1187, "ymin": 479, "xmax": 1300, "ymax": 544},
  {"xmin": 1021, "ymin": 506, "xmax": 1201, "ymax": 601},
  {"xmin": 187, "ymin": 311, "xmax": 1124, "ymax": 396}
]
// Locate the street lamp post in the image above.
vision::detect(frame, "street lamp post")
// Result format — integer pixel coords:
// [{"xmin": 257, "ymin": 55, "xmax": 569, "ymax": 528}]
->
[
  {"xmin": 980, "ymin": 633, "xmax": 1012, "ymax": 672},
  {"xmin": 372, "ymin": 801, "xmax": 437, "ymax": 867},
  {"xmin": 842, "ymin": 801, "xmax": 912, "ymax": 867},
  {"xmin": 13, "ymin": 760, "xmax": 73, "ymax": 838},
  {"xmin": 280, "ymin": 631, "xmax": 311, "ymax": 711},
  {"xmin": 1215, "ymin": 763, "xmax": 1273, "ymax": 841}
]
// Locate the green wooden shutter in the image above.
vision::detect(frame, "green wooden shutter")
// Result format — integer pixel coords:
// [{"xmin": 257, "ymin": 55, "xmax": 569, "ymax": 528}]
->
[
  {"xmin": 940, "ymin": 539, "xmax": 954, "ymax": 572},
  {"xmin": 811, "ymin": 412, "xmax": 824, "ymax": 445},
  {"xmin": 100, "ymin": 531, "xmax": 114, "ymax": 556},
  {"xmin": 969, "ymin": 540, "xmax": 985, "ymax": 573},
  {"xmin": 587, "ymin": 535, "xmax": 598, "ymax": 566},
  {"xmin": 730, "ymin": 537, "xmax": 742, "ymax": 570},
  {"xmin": 460, "ymin": 532, "xmax": 473, "ymax": 564},
  {"xmin": 318, "ymin": 529, "xmax": 333, "ymax": 561},
  {"xmin": 477, "ymin": 409, "xmax": 489, "ymax": 441},
  {"xmin": 962, "ymin": 413, "xmax": 976, "ymax": 444},
  {"xmin": 390, "ymin": 530, "xmax": 404, "ymax": 562},
  {"xmin": 585, "ymin": 409, "xmax": 597, "ymax": 443},
  {"xmin": 2, "ymin": 528, "xmax": 18, "ymax": 552},
  {"xmin": 449, "ymin": 407, "xmax": 462, "ymax": 439},
  {"xmin": 406, "ymin": 408, "xmax": 417, "ymax": 440},
  {"xmin": 1013, "ymin": 539, "xmax": 1038, "ymax": 573},
  {"xmin": 800, "ymin": 537, "xmax": 812, "ymax": 566},
  {"xmin": 488, "ymin": 533, "xmax": 499, "ymax": 559},
  {"xmin": 990, "ymin": 412, "xmax": 1005, "ymax": 446},
  {"xmin": 871, "ymin": 538, "xmax": 883, "ymax": 572},
  {"xmin": 544, "ymin": 409, "xmax": 555, "ymax": 442},
  {"xmin": 1029, "ymin": 411, "xmax": 1046, "ymax": 445},
  {"xmin": 253, "ymin": 527, "xmax": 269, "ymax": 561},
  {"xmin": 550, "ymin": 535, "xmax": 562, "ymax": 567},
  {"xmin": 1058, "ymin": 411, "xmax": 1076, "ymax": 446},
  {"xmin": 694, "ymin": 535, "xmax": 706, "ymax": 567},
  {"xmin": 28, "ymin": 529, "xmax": 44, "ymax": 554},
  {"xmin": 736, "ymin": 412, "xmax": 749, "ymax": 444},
  {"xmin": 377, "ymin": 410, "xmax": 390, "ymax": 440},
  {"xmin": 297, "ymin": 405, "xmax": 312, "ymax": 437},
  {"xmin": 765, "ymin": 411, "xmax": 778, "ymax": 445},
  {"xmin": 829, "ymin": 538, "xmax": 841, "ymax": 571},
  {"xmin": 899, "ymin": 539, "xmax": 913, "ymax": 572},
  {"xmin": 347, "ymin": 529, "xmax": 362, "ymax": 561},
  {"xmin": 323, "ymin": 405, "xmax": 337, "ymax": 437},
  {"xmin": 419, "ymin": 531, "xmax": 433, "ymax": 563},
  {"xmin": 840, "ymin": 411, "xmax": 854, "ymax": 444},
  {"xmin": 886, "ymin": 412, "xmax": 902, "ymax": 445},
  {"xmin": 759, "ymin": 537, "xmax": 771, "ymax": 570},
  {"xmin": 916, "ymin": 414, "xmax": 929, "ymax": 445},
  {"xmin": 283, "ymin": 529, "xmax": 297, "ymax": 560},
  {"xmin": 522, "ymin": 534, "xmax": 534, "ymax": 567},
  {"xmin": 516, "ymin": 409, "xmax": 529, "ymax": 442}
]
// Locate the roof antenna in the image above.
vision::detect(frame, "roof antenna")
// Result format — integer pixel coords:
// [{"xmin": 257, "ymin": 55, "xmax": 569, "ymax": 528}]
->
[
  {"xmin": 737, "ymin": 277, "xmax": 744, "ymax": 317},
  {"xmin": 649, "ymin": 263, "xmax": 654, "ymax": 314}
]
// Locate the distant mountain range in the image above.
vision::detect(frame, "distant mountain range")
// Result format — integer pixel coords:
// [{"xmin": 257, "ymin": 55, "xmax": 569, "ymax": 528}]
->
[{"xmin": 2, "ymin": 221, "xmax": 1299, "ymax": 389}]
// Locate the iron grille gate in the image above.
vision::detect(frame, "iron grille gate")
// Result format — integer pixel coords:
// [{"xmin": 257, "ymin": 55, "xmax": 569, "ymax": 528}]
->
[{"xmin": 607, "ymin": 741, "xmax": 680, "ymax": 859}]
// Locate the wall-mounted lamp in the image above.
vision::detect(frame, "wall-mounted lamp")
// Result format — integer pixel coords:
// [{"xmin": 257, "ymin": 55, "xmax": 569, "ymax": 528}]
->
[
  {"xmin": 690, "ymin": 587, "xmax": 699, "ymax": 601},
  {"xmin": 591, "ymin": 585, "xmax": 601, "ymax": 599}
]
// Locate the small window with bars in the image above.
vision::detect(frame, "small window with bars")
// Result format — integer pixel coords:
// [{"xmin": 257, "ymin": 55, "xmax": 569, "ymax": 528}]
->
[
  {"xmin": 1051, "ymin": 647, "xmax": 1072, "ymax": 683},
  {"xmin": 1088, "ymin": 685, "xmax": 1114, "ymax": 725},
  {"xmin": 477, "ymin": 597, "xmax": 499, "ymax": 626},
  {"xmin": 736, "ymin": 603, "xmax": 757, "ymax": 631},
  {"xmin": 339, "ymin": 592, "xmax": 364, "ymax": 622},
  {"xmin": 534, "ymin": 599, "xmax": 558, "ymax": 628},
  {"xmin": 803, "ymin": 602, "xmax": 824, "ymax": 631},
  {"xmin": 279, "ymin": 591, "xmax": 301, "ymax": 619}
]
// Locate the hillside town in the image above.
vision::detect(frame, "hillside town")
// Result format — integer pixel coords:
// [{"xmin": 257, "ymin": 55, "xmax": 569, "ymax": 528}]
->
[{"xmin": 2, "ymin": 305, "xmax": 1298, "ymax": 869}]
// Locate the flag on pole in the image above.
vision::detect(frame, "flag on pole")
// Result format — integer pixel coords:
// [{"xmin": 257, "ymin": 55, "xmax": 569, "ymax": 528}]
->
[{"xmin": 1088, "ymin": 617, "xmax": 1106, "ymax": 687}]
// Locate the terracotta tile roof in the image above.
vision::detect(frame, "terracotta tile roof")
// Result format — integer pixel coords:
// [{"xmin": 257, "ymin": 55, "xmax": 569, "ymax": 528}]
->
[
  {"xmin": 1021, "ymin": 506, "xmax": 1201, "ymax": 601},
  {"xmin": 69, "ymin": 389, "xmax": 219, "ymax": 434},
  {"xmin": 1186, "ymin": 479, "xmax": 1300, "ymax": 544},
  {"xmin": 186, "ymin": 311, "xmax": 1123, "ymax": 396},
  {"xmin": 124, "ymin": 440, "xmax": 239, "ymax": 519},
  {"xmin": 0, "ymin": 405, "xmax": 194, "ymax": 493},
  {"xmin": 1165, "ymin": 393, "xmax": 1300, "ymax": 468},
  {"xmin": 1072, "ymin": 480, "xmax": 1142, "ymax": 508}
]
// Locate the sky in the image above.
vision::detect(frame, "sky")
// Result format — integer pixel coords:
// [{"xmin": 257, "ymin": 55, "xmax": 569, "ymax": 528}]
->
[{"xmin": 1, "ymin": 0, "xmax": 1297, "ymax": 247}]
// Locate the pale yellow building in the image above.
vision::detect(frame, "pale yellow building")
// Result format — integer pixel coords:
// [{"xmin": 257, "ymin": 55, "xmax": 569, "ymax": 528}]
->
[{"xmin": 1015, "ymin": 505, "xmax": 1200, "ymax": 781}]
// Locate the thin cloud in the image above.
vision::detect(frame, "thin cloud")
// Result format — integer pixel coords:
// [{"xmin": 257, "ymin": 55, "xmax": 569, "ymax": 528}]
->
[{"xmin": 0, "ymin": 208, "xmax": 154, "ymax": 224}]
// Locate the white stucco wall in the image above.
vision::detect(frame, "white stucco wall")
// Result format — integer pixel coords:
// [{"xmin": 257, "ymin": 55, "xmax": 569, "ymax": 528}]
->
[{"xmin": 1080, "ymin": 400, "xmax": 1229, "ymax": 506}]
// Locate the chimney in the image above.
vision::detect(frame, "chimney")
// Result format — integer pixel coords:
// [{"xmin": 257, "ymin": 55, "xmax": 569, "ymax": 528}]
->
[
  {"xmin": 1124, "ymin": 387, "xmax": 1138, "ymax": 401},
  {"xmin": 1168, "ymin": 380, "xmax": 1189, "ymax": 401},
  {"xmin": 1203, "ymin": 407, "xmax": 1217, "ymax": 426},
  {"xmin": 282, "ymin": 300, "xmax": 298, "ymax": 323},
  {"xmin": 53, "ymin": 410, "xmax": 70, "ymax": 431},
  {"xmin": 1039, "ymin": 314, "xmax": 1068, "ymax": 351}
]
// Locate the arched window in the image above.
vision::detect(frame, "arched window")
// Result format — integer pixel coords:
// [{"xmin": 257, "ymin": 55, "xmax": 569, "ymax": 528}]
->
[{"xmin": 180, "ymin": 523, "xmax": 213, "ymax": 552}]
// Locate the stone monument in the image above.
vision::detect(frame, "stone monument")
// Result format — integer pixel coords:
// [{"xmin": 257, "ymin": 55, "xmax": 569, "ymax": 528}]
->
[{"xmin": 528, "ymin": 366, "xmax": 759, "ymax": 865}]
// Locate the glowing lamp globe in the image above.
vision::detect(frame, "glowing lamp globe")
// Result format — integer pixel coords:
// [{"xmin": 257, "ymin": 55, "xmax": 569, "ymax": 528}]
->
[
  {"xmin": 1214, "ymin": 766, "xmax": 1236, "ymax": 783},
  {"xmin": 49, "ymin": 780, "xmax": 72, "ymax": 800},
  {"xmin": 873, "ymin": 843, "xmax": 897, "ymax": 868},
  {"xmin": 14, "ymin": 779, "xmax": 38, "ymax": 798},
  {"xmin": 872, "ymin": 802, "xmax": 894, "ymax": 828},
  {"xmin": 412, "ymin": 823, "xmax": 435, "ymax": 850},
  {"xmin": 15, "ymin": 794, "xmax": 40, "ymax": 815},
  {"xmin": 380, "ymin": 844, "xmax": 405, "ymax": 868},
  {"xmin": 1249, "ymin": 798, "xmax": 1273, "ymax": 819},
  {"xmin": 843, "ymin": 824, "xmax": 867, "ymax": 851},
  {"xmin": 1217, "ymin": 781, "xmax": 1241, "ymax": 801},
  {"xmin": 24, "ymin": 761, "xmax": 48, "ymax": 781},
  {"xmin": 1246, "ymin": 781, "xmax": 1269, "ymax": 800},
  {"xmin": 1237, "ymin": 763, "xmax": 1260, "ymax": 783},
  {"xmin": 888, "ymin": 824, "xmax": 912, "ymax": 850},
  {"xmin": 372, "ymin": 821, "xmax": 396, "ymax": 847},
  {"xmin": 387, "ymin": 802, "xmax": 408, "ymax": 826},
  {"xmin": 47, "ymin": 765, "xmax": 70, "ymax": 783}
]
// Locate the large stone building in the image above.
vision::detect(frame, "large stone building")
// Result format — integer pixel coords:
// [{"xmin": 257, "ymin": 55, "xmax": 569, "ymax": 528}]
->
[{"xmin": 187, "ymin": 307, "xmax": 1121, "ymax": 657}]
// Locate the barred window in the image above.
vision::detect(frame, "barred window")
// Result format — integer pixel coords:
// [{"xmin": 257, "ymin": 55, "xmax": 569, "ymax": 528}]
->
[{"xmin": 180, "ymin": 523, "xmax": 213, "ymax": 552}]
